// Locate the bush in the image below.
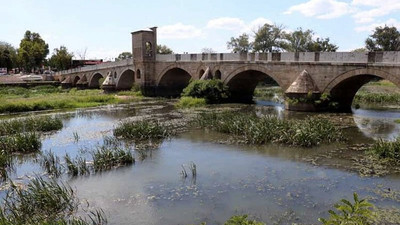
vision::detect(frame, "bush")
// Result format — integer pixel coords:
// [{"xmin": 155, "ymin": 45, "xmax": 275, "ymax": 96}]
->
[
  {"xmin": 176, "ymin": 97, "xmax": 207, "ymax": 108},
  {"xmin": 181, "ymin": 79, "xmax": 230, "ymax": 104}
]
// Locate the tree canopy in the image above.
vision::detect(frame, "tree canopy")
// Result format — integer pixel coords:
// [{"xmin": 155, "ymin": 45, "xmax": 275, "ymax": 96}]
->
[
  {"xmin": 157, "ymin": 45, "xmax": 173, "ymax": 54},
  {"xmin": 18, "ymin": 30, "xmax": 49, "ymax": 72},
  {"xmin": 227, "ymin": 33, "xmax": 253, "ymax": 53},
  {"xmin": 116, "ymin": 52, "xmax": 132, "ymax": 61},
  {"xmin": 253, "ymin": 24, "xmax": 286, "ymax": 53},
  {"xmin": 366, "ymin": 25, "xmax": 400, "ymax": 51},
  {"xmin": 48, "ymin": 46, "xmax": 73, "ymax": 71},
  {"xmin": 282, "ymin": 28, "xmax": 314, "ymax": 52},
  {"xmin": 0, "ymin": 42, "xmax": 17, "ymax": 70}
]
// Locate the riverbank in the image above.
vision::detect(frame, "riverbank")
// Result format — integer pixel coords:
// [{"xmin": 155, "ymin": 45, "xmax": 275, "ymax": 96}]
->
[{"xmin": 0, "ymin": 86, "xmax": 142, "ymax": 114}]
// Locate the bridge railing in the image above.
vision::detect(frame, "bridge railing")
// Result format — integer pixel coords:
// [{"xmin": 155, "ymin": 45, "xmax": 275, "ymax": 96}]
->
[
  {"xmin": 55, "ymin": 58, "xmax": 133, "ymax": 75},
  {"xmin": 156, "ymin": 52, "xmax": 400, "ymax": 64}
]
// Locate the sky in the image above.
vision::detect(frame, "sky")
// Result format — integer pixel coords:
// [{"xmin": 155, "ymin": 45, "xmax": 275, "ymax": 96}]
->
[{"xmin": 1, "ymin": 0, "xmax": 400, "ymax": 60}]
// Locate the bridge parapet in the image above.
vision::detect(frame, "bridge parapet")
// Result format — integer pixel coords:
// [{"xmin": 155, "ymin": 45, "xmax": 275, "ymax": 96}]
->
[
  {"xmin": 55, "ymin": 58, "xmax": 133, "ymax": 75},
  {"xmin": 156, "ymin": 52, "xmax": 400, "ymax": 64}
]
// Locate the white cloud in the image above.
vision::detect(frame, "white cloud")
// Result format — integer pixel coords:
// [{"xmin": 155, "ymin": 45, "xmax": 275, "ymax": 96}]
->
[
  {"xmin": 242, "ymin": 17, "xmax": 273, "ymax": 33},
  {"xmin": 351, "ymin": 0, "xmax": 400, "ymax": 24},
  {"xmin": 158, "ymin": 23, "xmax": 202, "ymax": 39},
  {"xmin": 284, "ymin": 0, "xmax": 353, "ymax": 19},
  {"xmin": 207, "ymin": 17, "xmax": 246, "ymax": 31},
  {"xmin": 355, "ymin": 18, "xmax": 400, "ymax": 32}
]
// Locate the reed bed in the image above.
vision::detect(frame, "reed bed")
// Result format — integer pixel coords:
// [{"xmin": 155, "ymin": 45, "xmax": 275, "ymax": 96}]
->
[
  {"xmin": 195, "ymin": 112, "xmax": 345, "ymax": 147},
  {"xmin": 92, "ymin": 146, "xmax": 134, "ymax": 172},
  {"xmin": 113, "ymin": 120, "xmax": 171, "ymax": 141},
  {"xmin": 0, "ymin": 132, "xmax": 41, "ymax": 153},
  {"xmin": 0, "ymin": 116, "xmax": 63, "ymax": 136}
]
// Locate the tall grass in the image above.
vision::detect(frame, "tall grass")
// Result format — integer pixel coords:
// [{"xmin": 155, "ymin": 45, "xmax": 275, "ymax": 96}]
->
[
  {"xmin": 64, "ymin": 154, "xmax": 89, "ymax": 176},
  {"xmin": 0, "ymin": 132, "xmax": 41, "ymax": 153},
  {"xmin": 41, "ymin": 150, "xmax": 62, "ymax": 178},
  {"xmin": 0, "ymin": 177, "xmax": 106, "ymax": 224},
  {"xmin": 0, "ymin": 116, "xmax": 63, "ymax": 136},
  {"xmin": 368, "ymin": 137, "xmax": 400, "ymax": 161},
  {"xmin": 113, "ymin": 120, "xmax": 171, "ymax": 141},
  {"xmin": 92, "ymin": 146, "xmax": 134, "ymax": 172},
  {"xmin": 175, "ymin": 97, "xmax": 207, "ymax": 108},
  {"xmin": 195, "ymin": 112, "xmax": 344, "ymax": 147},
  {"xmin": 354, "ymin": 92, "xmax": 400, "ymax": 105},
  {"xmin": 0, "ymin": 151, "xmax": 12, "ymax": 181}
]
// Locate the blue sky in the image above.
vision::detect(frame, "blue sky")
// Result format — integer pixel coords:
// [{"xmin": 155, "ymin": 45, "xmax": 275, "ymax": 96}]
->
[{"xmin": 1, "ymin": 0, "xmax": 399, "ymax": 60}]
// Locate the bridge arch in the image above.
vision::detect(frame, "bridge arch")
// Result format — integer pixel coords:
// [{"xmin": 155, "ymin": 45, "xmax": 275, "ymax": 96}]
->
[
  {"xmin": 116, "ymin": 69, "xmax": 135, "ymax": 90},
  {"xmin": 224, "ymin": 65, "xmax": 283, "ymax": 102},
  {"xmin": 88, "ymin": 72, "xmax": 104, "ymax": 89},
  {"xmin": 72, "ymin": 75, "xmax": 80, "ymax": 86},
  {"xmin": 324, "ymin": 68, "xmax": 400, "ymax": 112},
  {"xmin": 157, "ymin": 66, "xmax": 192, "ymax": 97}
]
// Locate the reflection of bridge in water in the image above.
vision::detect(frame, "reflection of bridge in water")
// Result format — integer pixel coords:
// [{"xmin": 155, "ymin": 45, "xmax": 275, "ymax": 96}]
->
[{"xmin": 55, "ymin": 27, "xmax": 400, "ymax": 112}]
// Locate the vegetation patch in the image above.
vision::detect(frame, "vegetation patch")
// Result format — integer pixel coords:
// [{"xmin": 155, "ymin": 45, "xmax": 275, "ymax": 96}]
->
[
  {"xmin": 176, "ymin": 97, "xmax": 207, "ymax": 108},
  {"xmin": 92, "ymin": 146, "xmax": 134, "ymax": 172},
  {"xmin": 0, "ymin": 116, "xmax": 63, "ymax": 136},
  {"xmin": 368, "ymin": 137, "xmax": 400, "ymax": 161},
  {"xmin": 194, "ymin": 111, "xmax": 345, "ymax": 147},
  {"xmin": 0, "ymin": 177, "xmax": 106, "ymax": 224},
  {"xmin": 114, "ymin": 120, "xmax": 171, "ymax": 141},
  {"xmin": 181, "ymin": 79, "xmax": 230, "ymax": 104},
  {"xmin": 253, "ymin": 86, "xmax": 283, "ymax": 102},
  {"xmin": 0, "ymin": 132, "xmax": 41, "ymax": 154}
]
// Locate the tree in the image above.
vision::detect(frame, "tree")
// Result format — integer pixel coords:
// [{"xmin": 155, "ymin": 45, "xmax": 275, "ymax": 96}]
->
[
  {"xmin": 157, "ymin": 45, "xmax": 173, "ymax": 54},
  {"xmin": 48, "ymin": 46, "xmax": 73, "ymax": 71},
  {"xmin": 227, "ymin": 33, "xmax": 253, "ymax": 53},
  {"xmin": 283, "ymin": 28, "xmax": 314, "ymax": 52},
  {"xmin": 0, "ymin": 42, "xmax": 17, "ymax": 70},
  {"xmin": 351, "ymin": 47, "xmax": 367, "ymax": 53},
  {"xmin": 366, "ymin": 25, "xmax": 400, "ymax": 51},
  {"xmin": 116, "ymin": 52, "xmax": 132, "ymax": 61},
  {"xmin": 18, "ymin": 30, "xmax": 49, "ymax": 72},
  {"xmin": 306, "ymin": 37, "xmax": 338, "ymax": 52},
  {"xmin": 253, "ymin": 23, "xmax": 285, "ymax": 53},
  {"xmin": 201, "ymin": 48, "xmax": 216, "ymax": 54}
]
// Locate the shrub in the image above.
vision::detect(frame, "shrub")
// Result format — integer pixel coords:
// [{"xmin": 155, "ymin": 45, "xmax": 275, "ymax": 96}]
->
[
  {"xmin": 181, "ymin": 79, "xmax": 230, "ymax": 103},
  {"xmin": 176, "ymin": 97, "xmax": 207, "ymax": 108}
]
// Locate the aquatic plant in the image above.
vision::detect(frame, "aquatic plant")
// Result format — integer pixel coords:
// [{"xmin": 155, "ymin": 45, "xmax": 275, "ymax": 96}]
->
[
  {"xmin": 0, "ymin": 116, "xmax": 63, "ymax": 136},
  {"xmin": 224, "ymin": 215, "xmax": 265, "ymax": 225},
  {"xmin": 189, "ymin": 162, "xmax": 197, "ymax": 178},
  {"xmin": 253, "ymin": 86, "xmax": 283, "ymax": 102},
  {"xmin": 113, "ymin": 120, "xmax": 171, "ymax": 141},
  {"xmin": 181, "ymin": 79, "xmax": 230, "ymax": 103},
  {"xmin": 0, "ymin": 177, "xmax": 107, "ymax": 224},
  {"xmin": 368, "ymin": 137, "xmax": 400, "ymax": 161},
  {"xmin": 41, "ymin": 150, "xmax": 62, "ymax": 177},
  {"xmin": 175, "ymin": 97, "xmax": 207, "ymax": 108},
  {"xmin": 73, "ymin": 131, "xmax": 80, "ymax": 143},
  {"xmin": 318, "ymin": 192, "xmax": 375, "ymax": 225},
  {"xmin": 64, "ymin": 154, "xmax": 89, "ymax": 176},
  {"xmin": 353, "ymin": 92, "xmax": 400, "ymax": 105},
  {"xmin": 92, "ymin": 146, "xmax": 134, "ymax": 172},
  {"xmin": 181, "ymin": 165, "xmax": 188, "ymax": 178},
  {"xmin": 0, "ymin": 132, "xmax": 41, "ymax": 153},
  {"xmin": 194, "ymin": 111, "xmax": 344, "ymax": 147},
  {"xmin": 0, "ymin": 151, "xmax": 12, "ymax": 181}
]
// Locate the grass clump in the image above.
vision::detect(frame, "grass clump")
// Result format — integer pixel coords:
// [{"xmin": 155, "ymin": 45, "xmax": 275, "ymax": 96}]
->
[
  {"xmin": 0, "ymin": 177, "xmax": 106, "ymax": 224},
  {"xmin": 0, "ymin": 132, "xmax": 41, "ymax": 153},
  {"xmin": 41, "ymin": 150, "xmax": 63, "ymax": 178},
  {"xmin": 0, "ymin": 116, "xmax": 63, "ymax": 136},
  {"xmin": 368, "ymin": 137, "xmax": 400, "ymax": 161},
  {"xmin": 64, "ymin": 154, "xmax": 89, "ymax": 176},
  {"xmin": 92, "ymin": 146, "xmax": 134, "ymax": 172},
  {"xmin": 354, "ymin": 92, "xmax": 400, "ymax": 105},
  {"xmin": 176, "ymin": 97, "xmax": 207, "ymax": 108},
  {"xmin": 113, "ymin": 120, "xmax": 171, "ymax": 141},
  {"xmin": 319, "ymin": 192, "xmax": 374, "ymax": 225},
  {"xmin": 0, "ymin": 151, "xmax": 12, "ymax": 181},
  {"xmin": 195, "ymin": 112, "xmax": 344, "ymax": 147},
  {"xmin": 181, "ymin": 79, "xmax": 230, "ymax": 104}
]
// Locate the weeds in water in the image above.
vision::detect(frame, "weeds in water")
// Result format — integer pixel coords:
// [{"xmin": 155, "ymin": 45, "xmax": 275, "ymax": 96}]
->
[
  {"xmin": 0, "ymin": 132, "xmax": 41, "ymax": 153},
  {"xmin": 65, "ymin": 154, "xmax": 89, "ymax": 176},
  {"xmin": 0, "ymin": 116, "xmax": 63, "ymax": 136},
  {"xmin": 368, "ymin": 137, "xmax": 400, "ymax": 161},
  {"xmin": 181, "ymin": 165, "xmax": 188, "ymax": 178},
  {"xmin": 0, "ymin": 177, "xmax": 107, "ymax": 224},
  {"xmin": 189, "ymin": 162, "xmax": 197, "ymax": 178},
  {"xmin": 113, "ymin": 120, "xmax": 171, "ymax": 141},
  {"xmin": 175, "ymin": 97, "xmax": 207, "ymax": 108},
  {"xmin": 195, "ymin": 112, "xmax": 344, "ymax": 147},
  {"xmin": 73, "ymin": 131, "xmax": 80, "ymax": 143},
  {"xmin": 92, "ymin": 146, "xmax": 134, "ymax": 172},
  {"xmin": 0, "ymin": 151, "xmax": 12, "ymax": 181},
  {"xmin": 41, "ymin": 150, "xmax": 62, "ymax": 177},
  {"xmin": 224, "ymin": 215, "xmax": 265, "ymax": 225},
  {"xmin": 319, "ymin": 192, "xmax": 375, "ymax": 225}
]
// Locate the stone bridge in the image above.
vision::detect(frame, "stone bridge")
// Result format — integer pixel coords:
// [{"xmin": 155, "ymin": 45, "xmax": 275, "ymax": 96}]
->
[{"xmin": 55, "ymin": 27, "xmax": 400, "ymax": 112}]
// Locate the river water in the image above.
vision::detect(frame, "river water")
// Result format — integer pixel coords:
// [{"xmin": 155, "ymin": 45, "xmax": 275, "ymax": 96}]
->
[{"xmin": 2, "ymin": 100, "xmax": 400, "ymax": 224}]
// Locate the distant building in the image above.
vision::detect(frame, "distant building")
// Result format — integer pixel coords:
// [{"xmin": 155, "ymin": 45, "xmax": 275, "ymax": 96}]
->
[{"xmin": 72, "ymin": 59, "xmax": 103, "ymax": 68}]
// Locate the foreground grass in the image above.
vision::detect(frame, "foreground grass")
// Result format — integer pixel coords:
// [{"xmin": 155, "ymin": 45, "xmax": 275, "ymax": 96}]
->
[
  {"xmin": 0, "ymin": 86, "xmax": 140, "ymax": 114},
  {"xmin": 195, "ymin": 111, "xmax": 345, "ymax": 147},
  {"xmin": 176, "ymin": 97, "xmax": 207, "ymax": 108},
  {"xmin": 0, "ymin": 116, "xmax": 63, "ymax": 136},
  {"xmin": 0, "ymin": 177, "xmax": 106, "ymax": 224}
]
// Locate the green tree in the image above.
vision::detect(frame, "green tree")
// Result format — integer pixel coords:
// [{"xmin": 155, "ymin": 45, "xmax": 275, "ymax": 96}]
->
[
  {"xmin": 306, "ymin": 37, "xmax": 338, "ymax": 52},
  {"xmin": 351, "ymin": 47, "xmax": 368, "ymax": 52},
  {"xmin": 227, "ymin": 33, "xmax": 253, "ymax": 53},
  {"xmin": 18, "ymin": 31, "xmax": 49, "ymax": 72},
  {"xmin": 0, "ymin": 42, "xmax": 17, "ymax": 70},
  {"xmin": 283, "ymin": 28, "xmax": 314, "ymax": 52},
  {"xmin": 116, "ymin": 52, "xmax": 132, "ymax": 61},
  {"xmin": 48, "ymin": 46, "xmax": 73, "ymax": 71},
  {"xmin": 253, "ymin": 23, "xmax": 285, "ymax": 53},
  {"xmin": 201, "ymin": 48, "xmax": 216, "ymax": 54},
  {"xmin": 157, "ymin": 45, "xmax": 173, "ymax": 54},
  {"xmin": 366, "ymin": 25, "xmax": 400, "ymax": 51}
]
